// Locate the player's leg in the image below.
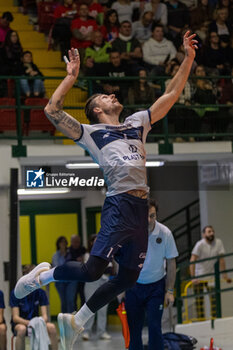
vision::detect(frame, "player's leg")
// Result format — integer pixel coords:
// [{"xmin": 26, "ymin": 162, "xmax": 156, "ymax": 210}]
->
[
  {"xmin": 0, "ymin": 323, "xmax": 7, "ymax": 350},
  {"xmin": 14, "ymin": 256, "xmax": 109, "ymax": 299},
  {"xmin": 82, "ymin": 280, "xmax": 99, "ymax": 339},
  {"xmin": 46, "ymin": 322, "xmax": 58, "ymax": 350},
  {"xmin": 14, "ymin": 324, "xmax": 27, "ymax": 350},
  {"xmin": 58, "ymin": 264, "xmax": 140, "ymax": 349},
  {"xmin": 125, "ymin": 285, "xmax": 145, "ymax": 350}
]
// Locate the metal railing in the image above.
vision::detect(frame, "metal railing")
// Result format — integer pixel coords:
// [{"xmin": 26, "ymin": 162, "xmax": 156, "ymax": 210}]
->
[
  {"xmin": 162, "ymin": 199, "xmax": 200, "ymax": 264},
  {"xmin": 176, "ymin": 252, "xmax": 233, "ymax": 324},
  {"xmin": 0, "ymin": 75, "xmax": 233, "ymax": 157}
]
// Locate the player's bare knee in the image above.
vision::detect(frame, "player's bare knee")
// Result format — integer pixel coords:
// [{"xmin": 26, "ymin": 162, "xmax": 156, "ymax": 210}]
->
[
  {"xmin": 0, "ymin": 323, "xmax": 6, "ymax": 335},
  {"xmin": 47, "ymin": 322, "xmax": 56, "ymax": 335},
  {"xmin": 15, "ymin": 324, "xmax": 27, "ymax": 337}
]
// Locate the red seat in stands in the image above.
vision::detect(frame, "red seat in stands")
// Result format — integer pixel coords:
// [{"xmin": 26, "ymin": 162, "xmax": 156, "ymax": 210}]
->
[
  {"xmin": 24, "ymin": 98, "xmax": 55, "ymax": 135},
  {"xmin": 0, "ymin": 98, "xmax": 24, "ymax": 132}
]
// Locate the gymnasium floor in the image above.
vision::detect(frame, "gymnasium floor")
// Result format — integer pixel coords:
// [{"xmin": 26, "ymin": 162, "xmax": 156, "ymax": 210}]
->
[{"xmin": 22, "ymin": 326, "xmax": 147, "ymax": 349}]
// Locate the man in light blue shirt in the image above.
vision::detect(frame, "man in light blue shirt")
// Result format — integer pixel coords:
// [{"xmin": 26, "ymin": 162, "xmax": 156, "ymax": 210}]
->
[{"xmin": 125, "ymin": 199, "xmax": 178, "ymax": 350}]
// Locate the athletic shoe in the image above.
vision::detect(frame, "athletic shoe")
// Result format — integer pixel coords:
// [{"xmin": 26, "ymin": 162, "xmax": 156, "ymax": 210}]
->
[
  {"xmin": 14, "ymin": 262, "xmax": 51, "ymax": 299},
  {"xmin": 82, "ymin": 332, "xmax": 90, "ymax": 341},
  {"xmin": 58, "ymin": 313, "xmax": 84, "ymax": 350},
  {"xmin": 100, "ymin": 332, "xmax": 111, "ymax": 340}
]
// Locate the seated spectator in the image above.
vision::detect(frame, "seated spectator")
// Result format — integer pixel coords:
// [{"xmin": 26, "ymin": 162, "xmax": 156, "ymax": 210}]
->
[
  {"xmin": 127, "ymin": 69, "xmax": 155, "ymax": 108},
  {"xmin": 192, "ymin": 65, "xmax": 220, "ymax": 133},
  {"xmin": 0, "ymin": 11, "xmax": 14, "ymax": 46},
  {"xmin": 200, "ymin": 31, "xmax": 225, "ymax": 74},
  {"xmin": 87, "ymin": 0, "xmax": 104, "ymax": 25},
  {"xmin": 84, "ymin": 31, "xmax": 111, "ymax": 69},
  {"xmin": 52, "ymin": 0, "xmax": 77, "ymax": 59},
  {"xmin": 66, "ymin": 235, "xmax": 86, "ymax": 310},
  {"xmin": 219, "ymin": 34, "xmax": 233, "ymax": 71},
  {"xmin": 87, "ymin": 49, "xmax": 133, "ymax": 103},
  {"xmin": 112, "ymin": 21, "xmax": 142, "ymax": 71},
  {"xmin": 111, "ymin": 0, "xmax": 141, "ymax": 23},
  {"xmin": 52, "ymin": 236, "xmax": 69, "ymax": 313},
  {"xmin": 209, "ymin": 6, "xmax": 232, "ymax": 39},
  {"xmin": 10, "ymin": 265, "xmax": 58, "ymax": 350},
  {"xmin": 102, "ymin": 9, "xmax": 120, "ymax": 42},
  {"xmin": 82, "ymin": 234, "xmax": 114, "ymax": 341},
  {"xmin": 143, "ymin": 24, "xmax": 177, "ymax": 75},
  {"xmin": 20, "ymin": 51, "xmax": 45, "ymax": 97},
  {"xmin": 217, "ymin": 66, "xmax": 233, "ymax": 130},
  {"xmin": 0, "ymin": 290, "xmax": 6, "ymax": 350},
  {"xmin": 143, "ymin": 0, "xmax": 167, "ymax": 27},
  {"xmin": 165, "ymin": 63, "xmax": 198, "ymax": 136},
  {"xmin": 221, "ymin": 0, "xmax": 233, "ymax": 23},
  {"xmin": 71, "ymin": 3, "xmax": 98, "ymax": 62},
  {"xmin": 2, "ymin": 30, "xmax": 23, "ymax": 75},
  {"xmin": 190, "ymin": 0, "xmax": 213, "ymax": 42},
  {"xmin": 166, "ymin": 0, "xmax": 189, "ymax": 49},
  {"xmin": 132, "ymin": 11, "xmax": 153, "ymax": 44}
]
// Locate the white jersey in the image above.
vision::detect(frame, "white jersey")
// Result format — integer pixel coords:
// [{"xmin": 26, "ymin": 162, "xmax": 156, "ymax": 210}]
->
[
  {"xmin": 192, "ymin": 238, "xmax": 225, "ymax": 277},
  {"xmin": 75, "ymin": 110, "xmax": 151, "ymax": 196}
]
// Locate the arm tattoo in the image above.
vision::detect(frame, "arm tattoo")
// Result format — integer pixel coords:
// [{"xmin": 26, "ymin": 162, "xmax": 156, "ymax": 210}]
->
[{"xmin": 45, "ymin": 95, "xmax": 82, "ymax": 138}]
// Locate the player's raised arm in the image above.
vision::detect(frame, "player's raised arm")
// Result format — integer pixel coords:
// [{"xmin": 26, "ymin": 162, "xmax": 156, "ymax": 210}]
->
[
  {"xmin": 44, "ymin": 48, "xmax": 82, "ymax": 140},
  {"xmin": 149, "ymin": 31, "xmax": 198, "ymax": 125}
]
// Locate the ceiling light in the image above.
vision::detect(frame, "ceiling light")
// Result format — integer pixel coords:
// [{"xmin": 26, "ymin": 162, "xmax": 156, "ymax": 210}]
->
[
  {"xmin": 17, "ymin": 188, "xmax": 71, "ymax": 195},
  {"xmin": 66, "ymin": 161, "xmax": 165, "ymax": 169},
  {"xmin": 66, "ymin": 163, "xmax": 99, "ymax": 169}
]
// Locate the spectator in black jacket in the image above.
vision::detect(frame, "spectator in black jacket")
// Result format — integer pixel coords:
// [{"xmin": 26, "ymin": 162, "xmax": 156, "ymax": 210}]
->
[
  {"xmin": 112, "ymin": 21, "xmax": 142, "ymax": 72},
  {"xmin": 3, "ymin": 30, "xmax": 23, "ymax": 75},
  {"xmin": 200, "ymin": 31, "xmax": 225, "ymax": 74},
  {"xmin": 209, "ymin": 6, "xmax": 232, "ymax": 39},
  {"xmin": 166, "ymin": 0, "xmax": 189, "ymax": 49},
  {"xmin": 20, "ymin": 50, "xmax": 45, "ymax": 97},
  {"xmin": 87, "ymin": 49, "xmax": 133, "ymax": 103}
]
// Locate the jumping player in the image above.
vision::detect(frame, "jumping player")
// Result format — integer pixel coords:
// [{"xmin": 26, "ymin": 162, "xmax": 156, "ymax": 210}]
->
[{"xmin": 15, "ymin": 31, "xmax": 197, "ymax": 349}]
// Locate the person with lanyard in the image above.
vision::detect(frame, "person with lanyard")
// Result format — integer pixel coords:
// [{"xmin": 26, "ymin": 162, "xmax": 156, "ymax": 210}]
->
[
  {"xmin": 125, "ymin": 199, "xmax": 178, "ymax": 350},
  {"xmin": 14, "ymin": 31, "xmax": 197, "ymax": 350}
]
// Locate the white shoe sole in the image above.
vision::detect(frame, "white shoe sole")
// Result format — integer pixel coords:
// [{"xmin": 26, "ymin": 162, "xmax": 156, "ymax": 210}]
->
[{"xmin": 14, "ymin": 262, "xmax": 51, "ymax": 299}]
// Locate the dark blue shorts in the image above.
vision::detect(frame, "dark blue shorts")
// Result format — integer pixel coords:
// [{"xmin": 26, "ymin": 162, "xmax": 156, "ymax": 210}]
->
[{"xmin": 91, "ymin": 193, "xmax": 148, "ymax": 271}]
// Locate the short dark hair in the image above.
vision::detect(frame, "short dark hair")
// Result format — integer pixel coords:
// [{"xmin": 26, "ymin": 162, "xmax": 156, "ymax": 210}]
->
[
  {"xmin": 109, "ymin": 48, "xmax": 121, "ymax": 55},
  {"xmin": 23, "ymin": 50, "xmax": 32, "ymax": 57},
  {"xmin": 148, "ymin": 198, "xmax": 159, "ymax": 213},
  {"xmin": 120, "ymin": 20, "xmax": 131, "ymax": 27},
  {"xmin": 152, "ymin": 23, "xmax": 164, "ymax": 32},
  {"xmin": 56, "ymin": 236, "xmax": 68, "ymax": 250},
  {"xmin": 85, "ymin": 94, "xmax": 102, "ymax": 124},
  {"xmin": 2, "ymin": 11, "xmax": 14, "ymax": 22},
  {"xmin": 202, "ymin": 225, "xmax": 214, "ymax": 234}
]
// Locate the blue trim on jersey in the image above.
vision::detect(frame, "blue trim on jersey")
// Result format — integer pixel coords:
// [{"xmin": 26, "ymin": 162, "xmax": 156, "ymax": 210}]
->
[
  {"xmin": 73, "ymin": 124, "xmax": 84, "ymax": 142},
  {"xmin": 147, "ymin": 109, "xmax": 152, "ymax": 124},
  {"xmin": 90, "ymin": 127, "xmax": 144, "ymax": 150}
]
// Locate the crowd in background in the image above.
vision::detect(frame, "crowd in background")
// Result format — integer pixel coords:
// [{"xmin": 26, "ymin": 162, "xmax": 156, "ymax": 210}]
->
[{"xmin": 0, "ymin": 0, "xmax": 233, "ymax": 135}]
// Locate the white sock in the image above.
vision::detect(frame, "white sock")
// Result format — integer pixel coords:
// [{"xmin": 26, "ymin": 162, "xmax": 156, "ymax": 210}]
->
[
  {"xmin": 74, "ymin": 304, "xmax": 94, "ymax": 328},
  {"xmin": 39, "ymin": 267, "xmax": 55, "ymax": 286}
]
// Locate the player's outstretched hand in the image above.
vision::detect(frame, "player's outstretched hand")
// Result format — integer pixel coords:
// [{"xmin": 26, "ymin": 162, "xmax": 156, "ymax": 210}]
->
[
  {"xmin": 183, "ymin": 31, "xmax": 198, "ymax": 60},
  {"xmin": 64, "ymin": 48, "xmax": 80, "ymax": 78}
]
